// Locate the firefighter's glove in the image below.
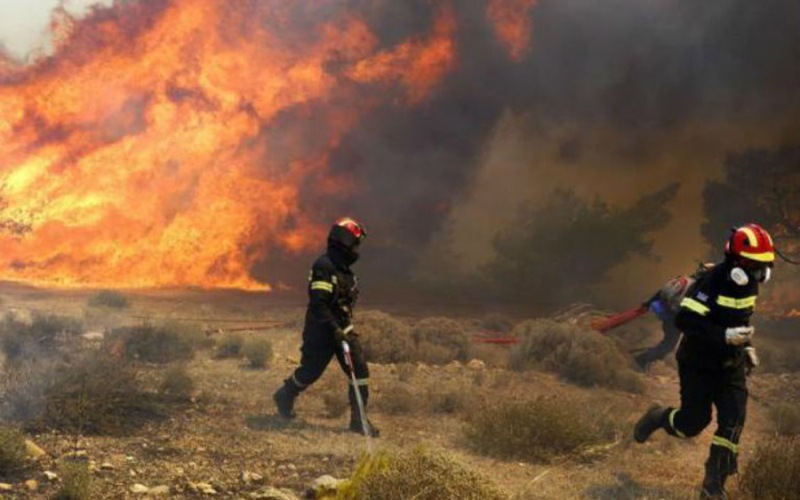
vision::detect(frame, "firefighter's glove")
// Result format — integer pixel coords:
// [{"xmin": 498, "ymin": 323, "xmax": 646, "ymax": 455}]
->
[
  {"xmin": 334, "ymin": 328, "xmax": 348, "ymax": 344},
  {"xmin": 744, "ymin": 346, "xmax": 759, "ymax": 375},
  {"xmin": 725, "ymin": 326, "xmax": 754, "ymax": 346}
]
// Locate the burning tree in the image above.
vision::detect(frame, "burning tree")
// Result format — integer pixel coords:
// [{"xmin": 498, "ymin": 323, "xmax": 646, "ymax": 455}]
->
[{"xmin": 484, "ymin": 184, "xmax": 679, "ymax": 307}]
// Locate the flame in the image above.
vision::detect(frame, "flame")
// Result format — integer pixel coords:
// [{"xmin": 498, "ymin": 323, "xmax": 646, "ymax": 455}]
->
[
  {"xmin": 0, "ymin": 0, "xmax": 471, "ymax": 290},
  {"xmin": 487, "ymin": 0, "xmax": 537, "ymax": 61}
]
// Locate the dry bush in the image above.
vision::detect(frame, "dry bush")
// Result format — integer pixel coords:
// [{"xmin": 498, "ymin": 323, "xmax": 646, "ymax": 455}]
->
[
  {"xmin": 769, "ymin": 403, "xmax": 800, "ymax": 436},
  {"xmin": 479, "ymin": 313, "xmax": 515, "ymax": 333},
  {"xmin": 54, "ymin": 460, "xmax": 92, "ymax": 500},
  {"xmin": 464, "ymin": 396, "xmax": 618, "ymax": 463},
  {"xmin": 243, "ymin": 338, "xmax": 273, "ymax": 369},
  {"xmin": 427, "ymin": 385, "xmax": 471, "ymax": 415},
  {"xmin": 357, "ymin": 311, "xmax": 416, "ymax": 364},
  {"xmin": 0, "ymin": 426, "xmax": 28, "ymax": 478},
  {"xmin": 376, "ymin": 382, "xmax": 416, "ymax": 415},
  {"xmin": 412, "ymin": 317, "xmax": 471, "ymax": 365},
  {"xmin": 117, "ymin": 324, "xmax": 194, "ymax": 364},
  {"xmin": 87, "ymin": 290, "xmax": 129, "ymax": 309},
  {"xmin": 470, "ymin": 344, "xmax": 509, "ymax": 368},
  {"xmin": 509, "ymin": 319, "xmax": 645, "ymax": 393},
  {"xmin": 159, "ymin": 365, "xmax": 195, "ymax": 402},
  {"xmin": 337, "ymin": 447, "xmax": 507, "ymax": 500},
  {"xmin": 215, "ymin": 333, "xmax": 244, "ymax": 359},
  {"xmin": 757, "ymin": 341, "xmax": 800, "ymax": 373},
  {"xmin": 395, "ymin": 363, "xmax": 416, "ymax": 382},
  {"xmin": 0, "ymin": 313, "xmax": 82, "ymax": 363},
  {"xmin": 740, "ymin": 437, "xmax": 800, "ymax": 500},
  {"xmin": 39, "ymin": 354, "xmax": 162, "ymax": 435},
  {"xmin": 318, "ymin": 375, "xmax": 349, "ymax": 419}
]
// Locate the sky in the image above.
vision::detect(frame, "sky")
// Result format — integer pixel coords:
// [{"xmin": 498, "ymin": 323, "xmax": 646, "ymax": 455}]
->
[{"xmin": 0, "ymin": 0, "xmax": 112, "ymax": 59}]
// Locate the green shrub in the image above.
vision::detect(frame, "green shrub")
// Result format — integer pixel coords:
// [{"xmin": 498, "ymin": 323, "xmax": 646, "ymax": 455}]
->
[
  {"xmin": 770, "ymin": 403, "xmax": 800, "ymax": 436},
  {"xmin": 40, "ymin": 354, "xmax": 161, "ymax": 435},
  {"xmin": 0, "ymin": 426, "xmax": 27, "ymax": 478},
  {"xmin": 118, "ymin": 324, "xmax": 194, "ymax": 364},
  {"xmin": 337, "ymin": 448, "xmax": 507, "ymax": 500},
  {"xmin": 243, "ymin": 338, "xmax": 273, "ymax": 369},
  {"xmin": 740, "ymin": 437, "xmax": 800, "ymax": 500},
  {"xmin": 87, "ymin": 290, "xmax": 129, "ymax": 309},
  {"xmin": 53, "ymin": 460, "xmax": 92, "ymax": 500},
  {"xmin": 509, "ymin": 319, "xmax": 645, "ymax": 393},
  {"xmin": 412, "ymin": 317, "xmax": 471, "ymax": 365},
  {"xmin": 464, "ymin": 396, "xmax": 618, "ymax": 463},
  {"xmin": 357, "ymin": 311, "xmax": 416, "ymax": 364},
  {"xmin": 214, "ymin": 334, "xmax": 244, "ymax": 359},
  {"xmin": 159, "ymin": 365, "xmax": 195, "ymax": 402}
]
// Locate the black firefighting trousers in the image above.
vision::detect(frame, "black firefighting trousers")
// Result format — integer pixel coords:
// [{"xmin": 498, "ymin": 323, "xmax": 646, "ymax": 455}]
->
[
  {"xmin": 288, "ymin": 333, "xmax": 370, "ymax": 416},
  {"xmin": 662, "ymin": 361, "xmax": 748, "ymax": 475}
]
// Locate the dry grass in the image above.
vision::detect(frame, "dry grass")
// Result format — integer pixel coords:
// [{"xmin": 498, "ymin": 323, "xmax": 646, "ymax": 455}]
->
[
  {"xmin": 337, "ymin": 447, "xmax": 508, "ymax": 500},
  {"xmin": 769, "ymin": 403, "xmax": 800, "ymax": 436},
  {"xmin": 243, "ymin": 338, "xmax": 273, "ymax": 369},
  {"xmin": 86, "ymin": 290, "xmax": 129, "ymax": 309},
  {"xmin": 509, "ymin": 319, "xmax": 645, "ymax": 393},
  {"xmin": 464, "ymin": 396, "xmax": 619, "ymax": 464},
  {"xmin": 215, "ymin": 333, "xmax": 244, "ymax": 359},
  {"xmin": 117, "ymin": 324, "xmax": 195, "ymax": 364},
  {"xmin": 740, "ymin": 437, "xmax": 800, "ymax": 500},
  {"xmin": 53, "ymin": 459, "xmax": 92, "ymax": 500},
  {"xmin": 376, "ymin": 381, "xmax": 416, "ymax": 415},
  {"xmin": 159, "ymin": 364, "xmax": 195, "ymax": 402}
]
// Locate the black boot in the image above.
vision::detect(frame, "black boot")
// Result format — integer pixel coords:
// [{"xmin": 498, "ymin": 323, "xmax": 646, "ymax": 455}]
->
[
  {"xmin": 348, "ymin": 385, "xmax": 379, "ymax": 437},
  {"xmin": 634, "ymin": 404, "xmax": 668, "ymax": 443},
  {"xmin": 273, "ymin": 378, "xmax": 301, "ymax": 419},
  {"xmin": 700, "ymin": 467, "xmax": 728, "ymax": 499}
]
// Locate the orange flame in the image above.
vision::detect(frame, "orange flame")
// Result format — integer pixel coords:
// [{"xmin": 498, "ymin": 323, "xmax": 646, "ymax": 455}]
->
[
  {"xmin": 0, "ymin": 1, "xmax": 462, "ymax": 290},
  {"xmin": 487, "ymin": 0, "xmax": 537, "ymax": 61}
]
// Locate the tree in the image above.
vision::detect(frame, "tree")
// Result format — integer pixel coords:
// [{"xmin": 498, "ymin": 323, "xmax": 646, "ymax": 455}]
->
[{"xmin": 484, "ymin": 184, "xmax": 679, "ymax": 307}]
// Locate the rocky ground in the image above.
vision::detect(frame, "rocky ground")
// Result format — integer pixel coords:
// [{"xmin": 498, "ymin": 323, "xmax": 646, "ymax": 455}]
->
[{"xmin": 0, "ymin": 287, "xmax": 798, "ymax": 499}]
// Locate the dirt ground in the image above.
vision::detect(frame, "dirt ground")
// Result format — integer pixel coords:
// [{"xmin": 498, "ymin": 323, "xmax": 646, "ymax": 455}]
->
[{"xmin": 0, "ymin": 285, "xmax": 798, "ymax": 499}]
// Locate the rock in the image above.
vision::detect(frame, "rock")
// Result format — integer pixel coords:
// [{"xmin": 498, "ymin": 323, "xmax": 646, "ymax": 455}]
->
[
  {"xmin": 250, "ymin": 486, "xmax": 300, "ymax": 500},
  {"xmin": 100, "ymin": 462, "xmax": 115, "ymax": 471},
  {"xmin": 24, "ymin": 439, "xmax": 46, "ymax": 459},
  {"xmin": 130, "ymin": 483, "xmax": 150, "ymax": 494},
  {"xmin": 467, "ymin": 359, "xmax": 486, "ymax": 370},
  {"xmin": 43, "ymin": 471, "xmax": 58, "ymax": 481},
  {"xmin": 0, "ymin": 483, "xmax": 12, "ymax": 492},
  {"xmin": 149, "ymin": 485, "xmax": 170, "ymax": 496},
  {"xmin": 241, "ymin": 471, "xmax": 264, "ymax": 485},
  {"xmin": 286, "ymin": 464, "xmax": 297, "ymax": 472},
  {"xmin": 24, "ymin": 480, "xmax": 38, "ymax": 491},
  {"xmin": 192, "ymin": 482, "xmax": 217, "ymax": 495},
  {"xmin": 308, "ymin": 475, "xmax": 344, "ymax": 496},
  {"xmin": 81, "ymin": 331, "xmax": 105, "ymax": 341},
  {"xmin": 66, "ymin": 450, "xmax": 88, "ymax": 459}
]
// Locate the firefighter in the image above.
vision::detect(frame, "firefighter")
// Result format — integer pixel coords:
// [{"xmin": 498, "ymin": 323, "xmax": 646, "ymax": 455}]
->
[
  {"xmin": 634, "ymin": 264, "xmax": 715, "ymax": 370},
  {"xmin": 633, "ymin": 223, "xmax": 774, "ymax": 499},
  {"xmin": 272, "ymin": 217, "xmax": 379, "ymax": 436}
]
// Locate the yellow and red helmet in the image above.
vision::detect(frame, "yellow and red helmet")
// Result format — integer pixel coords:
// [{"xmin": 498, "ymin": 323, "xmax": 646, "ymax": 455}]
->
[{"xmin": 725, "ymin": 223, "xmax": 775, "ymax": 264}]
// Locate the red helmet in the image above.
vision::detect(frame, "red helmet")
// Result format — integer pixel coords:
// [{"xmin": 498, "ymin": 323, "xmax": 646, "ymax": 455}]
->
[
  {"xmin": 328, "ymin": 217, "xmax": 367, "ymax": 249},
  {"xmin": 725, "ymin": 224, "xmax": 775, "ymax": 264}
]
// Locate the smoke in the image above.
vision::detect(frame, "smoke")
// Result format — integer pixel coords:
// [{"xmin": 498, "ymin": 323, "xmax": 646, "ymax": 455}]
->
[{"xmin": 1, "ymin": 0, "xmax": 799, "ymax": 307}]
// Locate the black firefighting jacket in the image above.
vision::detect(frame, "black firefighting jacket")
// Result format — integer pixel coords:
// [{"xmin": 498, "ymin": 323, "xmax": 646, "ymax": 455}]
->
[
  {"xmin": 303, "ymin": 250, "xmax": 359, "ymax": 348},
  {"xmin": 675, "ymin": 260, "xmax": 759, "ymax": 370}
]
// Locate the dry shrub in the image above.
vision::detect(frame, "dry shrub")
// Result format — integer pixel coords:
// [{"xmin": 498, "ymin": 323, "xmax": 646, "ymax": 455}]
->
[
  {"xmin": 757, "ymin": 341, "xmax": 800, "ymax": 373},
  {"xmin": 87, "ymin": 290, "xmax": 129, "ymax": 309},
  {"xmin": 479, "ymin": 313, "xmax": 515, "ymax": 333},
  {"xmin": 215, "ymin": 333, "xmax": 244, "ymax": 359},
  {"xmin": 0, "ymin": 426, "xmax": 27, "ymax": 478},
  {"xmin": 357, "ymin": 311, "xmax": 415, "ymax": 363},
  {"xmin": 412, "ymin": 317, "xmax": 471, "ymax": 365},
  {"xmin": 117, "ymin": 324, "xmax": 194, "ymax": 364},
  {"xmin": 337, "ymin": 447, "xmax": 507, "ymax": 500},
  {"xmin": 396, "ymin": 363, "xmax": 416, "ymax": 382},
  {"xmin": 376, "ymin": 382, "xmax": 416, "ymax": 415},
  {"xmin": 769, "ymin": 403, "xmax": 800, "ymax": 436},
  {"xmin": 40, "ymin": 354, "xmax": 162, "ymax": 435},
  {"xmin": 318, "ymin": 375, "xmax": 349, "ymax": 419},
  {"xmin": 243, "ymin": 338, "xmax": 273, "ymax": 369},
  {"xmin": 509, "ymin": 319, "xmax": 645, "ymax": 393},
  {"xmin": 54, "ymin": 460, "xmax": 92, "ymax": 500},
  {"xmin": 740, "ymin": 437, "xmax": 800, "ymax": 500},
  {"xmin": 159, "ymin": 365, "xmax": 195, "ymax": 402},
  {"xmin": 470, "ymin": 344, "xmax": 509, "ymax": 368},
  {"xmin": 427, "ymin": 386, "xmax": 471, "ymax": 415},
  {"xmin": 0, "ymin": 313, "xmax": 82, "ymax": 363},
  {"xmin": 464, "ymin": 396, "xmax": 618, "ymax": 463}
]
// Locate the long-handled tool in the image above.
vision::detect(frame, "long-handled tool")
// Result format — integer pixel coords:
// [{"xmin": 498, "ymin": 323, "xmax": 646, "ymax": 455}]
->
[{"xmin": 341, "ymin": 341, "xmax": 373, "ymax": 452}]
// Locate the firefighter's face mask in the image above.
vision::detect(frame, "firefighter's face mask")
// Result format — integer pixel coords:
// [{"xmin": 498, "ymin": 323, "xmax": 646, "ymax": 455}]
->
[{"xmin": 735, "ymin": 260, "xmax": 773, "ymax": 284}]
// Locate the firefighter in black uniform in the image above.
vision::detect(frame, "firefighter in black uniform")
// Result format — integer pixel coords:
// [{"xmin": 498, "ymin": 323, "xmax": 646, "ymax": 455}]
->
[
  {"xmin": 273, "ymin": 217, "xmax": 379, "ymax": 436},
  {"xmin": 633, "ymin": 223, "xmax": 775, "ymax": 499}
]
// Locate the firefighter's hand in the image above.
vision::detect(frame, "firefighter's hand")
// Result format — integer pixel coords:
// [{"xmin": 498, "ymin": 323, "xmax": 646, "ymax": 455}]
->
[
  {"xmin": 725, "ymin": 326, "xmax": 754, "ymax": 346},
  {"xmin": 334, "ymin": 328, "xmax": 348, "ymax": 344},
  {"xmin": 745, "ymin": 346, "xmax": 759, "ymax": 375}
]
